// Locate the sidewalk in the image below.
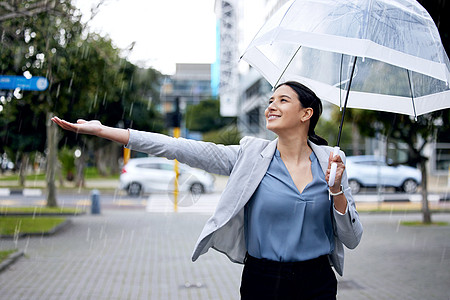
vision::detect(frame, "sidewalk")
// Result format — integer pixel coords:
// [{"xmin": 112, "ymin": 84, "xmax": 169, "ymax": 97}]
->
[{"xmin": 0, "ymin": 208, "xmax": 449, "ymax": 299}]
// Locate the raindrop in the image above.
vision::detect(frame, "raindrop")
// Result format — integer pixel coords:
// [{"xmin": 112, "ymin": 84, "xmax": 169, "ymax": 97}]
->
[
  {"xmin": 441, "ymin": 248, "xmax": 446, "ymax": 264},
  {"xmin": 24, "ymin": 236, "xmax": 30, "ymax": 254},
  {"xmin": 68, "ymin": 74, "xmax": 73, "ymax": 93},
  {"xmin": 94, "ymin": 92, "xmax": 98, "ymax": 108},
  {"xmin": 51, "ymin": 48, "xmax": 57, "ymax": 54},
  {"xmin": 0, "ymin": 105, "xmax": 3, "ymax": 113},
  {"xmin": 147, "ymin": 97, "xmax": 152, "ymax": 110},
  {"xmin": 120, "ymin": 229, "xmax": 125, "ymax": 243},
  {"xmin": 129, "ymin": 102, "xmax": 134, "ymax": 117},
  {"xmin": 56, "ymin": 84, "xmax": 61, "ymax": 98}
]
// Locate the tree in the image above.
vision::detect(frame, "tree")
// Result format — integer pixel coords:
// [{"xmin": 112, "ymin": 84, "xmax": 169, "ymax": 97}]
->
[
  {"xmin": 0, "ymin": 0, "xmax": 164, "ymax": 206},
  {"xmin": 185, "ymin": 99, "xmax": 235, "ymax": 133},
  {"xmin": 0, "ymin": 1, "xmax": 56, "ymax": 22}
]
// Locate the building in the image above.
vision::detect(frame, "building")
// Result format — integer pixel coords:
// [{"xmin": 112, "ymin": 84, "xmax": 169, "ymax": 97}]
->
[
  {"xmin": 160, "ymin": 63, "xmax": 212, "ymax": 114},
  {"xmin": 214, "ymin": 0, "xmax": 240, "ymax": 117}
]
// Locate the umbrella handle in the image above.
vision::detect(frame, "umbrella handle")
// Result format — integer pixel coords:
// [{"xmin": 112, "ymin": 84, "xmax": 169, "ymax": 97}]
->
[{"xmin": 328, "ymin": 146, "xmax": 340, "ymax": 187}]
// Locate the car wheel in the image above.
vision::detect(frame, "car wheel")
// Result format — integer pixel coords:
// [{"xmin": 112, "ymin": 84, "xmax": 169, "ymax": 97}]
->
[
  {"xmin": 190, "ymin": 182, "xmax": 204, "ymax": 195},
  {"xmin": 348, "ymin": 179, "xmax": 361, "ymax": 194},
  {"xmin": 402, "ymin": 179, "xmax": 418, "ymax": 193},
  {"xmin": 128, "ymin": 182, "xmax": 142, "ymax": 196}
]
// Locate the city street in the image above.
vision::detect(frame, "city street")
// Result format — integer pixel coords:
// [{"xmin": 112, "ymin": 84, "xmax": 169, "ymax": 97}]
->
[{"xmin": 0, "ymin": 191, "xmax": 449, "ymax": 299}]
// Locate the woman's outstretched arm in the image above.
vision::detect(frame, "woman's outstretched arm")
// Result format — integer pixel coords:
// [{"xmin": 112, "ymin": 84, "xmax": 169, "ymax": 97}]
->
[{"xmin": 51, "ymin": 117, "xmax": 130, "ymax": 145}]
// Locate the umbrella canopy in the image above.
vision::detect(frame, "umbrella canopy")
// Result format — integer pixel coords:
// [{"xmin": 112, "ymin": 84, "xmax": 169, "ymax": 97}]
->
[{"xmin": 241, "ymin": 0, "xmax": 450, "ymax": 118}]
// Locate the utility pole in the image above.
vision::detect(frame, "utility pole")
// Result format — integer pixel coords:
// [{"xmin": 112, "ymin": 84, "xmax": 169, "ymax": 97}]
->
[{"xmin": 170, "ymin": 97, "xmax": 182, "ymax": 212}]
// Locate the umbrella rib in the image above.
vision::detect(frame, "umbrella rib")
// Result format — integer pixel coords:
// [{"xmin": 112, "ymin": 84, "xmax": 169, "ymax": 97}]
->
[
  {"xmin": 273, "ymin": 44, "xmax": 302, "ymax": 89},
  {"xmin": 406, "ymin": 69, "xmax": 418, "ymax": 121},
  {"xmin": 339, "ymin": 54, "xmax": 344, "ymax": 109},
  {"xmin": 337, "ymin": 56, "xmax": 358, "ymax": 147}
]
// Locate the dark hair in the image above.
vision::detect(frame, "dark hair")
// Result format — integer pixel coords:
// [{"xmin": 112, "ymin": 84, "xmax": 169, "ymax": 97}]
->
[{"xmin": 275, "ymin": 81, "xmax": 328, "ymax": 146}]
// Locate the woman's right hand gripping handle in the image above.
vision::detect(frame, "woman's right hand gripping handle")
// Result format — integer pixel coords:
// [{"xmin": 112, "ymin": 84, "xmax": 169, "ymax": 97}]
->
[{"xmin": 328, "ymin": 146, "xmax": 340, "ymax": 187}]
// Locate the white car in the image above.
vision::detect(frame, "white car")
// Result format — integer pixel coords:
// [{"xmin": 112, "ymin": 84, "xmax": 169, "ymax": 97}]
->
[
  {"xmin": 346, "ymin": 155, "xmax": 422, "ymax": 194},
  {"xmin": 120, "ymin": 157, "xmax": 215, "ymax": 196}
]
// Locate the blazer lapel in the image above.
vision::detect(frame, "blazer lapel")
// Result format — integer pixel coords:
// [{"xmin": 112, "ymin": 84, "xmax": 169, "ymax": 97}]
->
[
  {"xmin": 233, "ymin": 138, "xmax": 278, "ymax": 212},
  {"xmin": 308, "ymin": 141, "xmax": 331, "ymax": 175}
]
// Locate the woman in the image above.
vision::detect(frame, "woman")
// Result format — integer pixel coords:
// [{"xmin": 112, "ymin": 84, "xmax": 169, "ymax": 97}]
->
[{"xmin": 52, "ymin": 81, "xmax": 363, "ymax": 299}]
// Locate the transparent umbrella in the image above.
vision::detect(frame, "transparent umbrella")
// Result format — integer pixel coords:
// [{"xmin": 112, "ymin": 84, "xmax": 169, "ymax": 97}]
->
[{"xmin": 241, "ymin": 0, "xmax": 450, "ymax": 185}]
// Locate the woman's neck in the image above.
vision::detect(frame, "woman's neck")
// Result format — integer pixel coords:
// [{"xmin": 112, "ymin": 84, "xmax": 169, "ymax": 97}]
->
[{"xmin": 277, "ymin": 133, "xmax": 311, "ymax": 163}]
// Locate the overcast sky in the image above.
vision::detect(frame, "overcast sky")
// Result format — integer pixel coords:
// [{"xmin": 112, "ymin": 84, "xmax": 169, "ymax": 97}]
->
[
  {"xmin": 73, "ymin": 0, "xmax": 266, "ymax": 75},
  {"xmin": 74, "ymin": 0, "xmax": 217, "ymax": 75}
]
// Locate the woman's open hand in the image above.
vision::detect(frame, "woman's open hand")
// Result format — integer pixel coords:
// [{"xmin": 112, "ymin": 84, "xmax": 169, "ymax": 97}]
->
[{"xmin": 51, "ymin": 117, "xmax": 103, "ymax": 136}]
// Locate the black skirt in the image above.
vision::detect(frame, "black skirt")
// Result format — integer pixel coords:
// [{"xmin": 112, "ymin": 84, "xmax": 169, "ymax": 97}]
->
[{"xmin": 240, "ymin": 254, "xmax": 337, "ymax": 300}]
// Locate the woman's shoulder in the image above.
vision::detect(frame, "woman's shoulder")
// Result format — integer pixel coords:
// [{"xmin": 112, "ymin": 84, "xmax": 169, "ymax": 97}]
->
[
  {"xmin": 309, "ymin": 142, "xmax": 347, "ymax": 160},
  {"xmin": 239, "ymin": 136, "xmax": 272, "ymax": 145}
]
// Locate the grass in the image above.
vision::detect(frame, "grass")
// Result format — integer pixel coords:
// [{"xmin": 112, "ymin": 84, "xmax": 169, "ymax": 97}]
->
[
  {"xmin": 0, "ymin": 206, "xmax": 84, "ymax": 215},
  {"xmin": 400, "ymin": 221, "xmax": 449, "ymax": 226},
  {"xmin": 0, "ymin": 249, "xmax": 17, "ymax": 263},
  {"xmin": 0, "ymin": 166, "xmax": 119, "ymax": 181},
  {"xmin": 0, "ymin": 216, "xmax": 66, "ymax": 236}
]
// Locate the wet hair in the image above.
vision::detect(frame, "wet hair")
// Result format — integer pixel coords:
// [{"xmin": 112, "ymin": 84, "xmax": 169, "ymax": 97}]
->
[{"xmin": 275, "ymin": 81, "xmax": 328, "ymax": 146}]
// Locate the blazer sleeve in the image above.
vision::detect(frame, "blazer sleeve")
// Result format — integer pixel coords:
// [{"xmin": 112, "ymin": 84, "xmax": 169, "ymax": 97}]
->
[
  {"xmin": 125, "ymin": 129, "xmax": 243, "ymax": 176},
  {"xmin": 332, "ymin": 151, "xmax": 363, "ymax": 249}
]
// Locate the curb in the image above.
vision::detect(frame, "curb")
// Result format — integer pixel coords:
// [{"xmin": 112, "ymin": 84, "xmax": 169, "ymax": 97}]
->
[
  {"xmin": 0, "ymin": 211, "xmax": 85, "ymax": 217},
  {"xmin": 0, "ymin": 188, "xmax": 43, "ymax": 197},
  {"xmin": 0, "ymin": 250, "xmax": 24, "ymax": 273}
]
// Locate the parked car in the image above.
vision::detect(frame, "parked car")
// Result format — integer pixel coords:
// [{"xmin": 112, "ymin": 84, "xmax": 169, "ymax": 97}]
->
[
  {"xmin": 120, "ymin": 157, "xmax": 215, "ymax": 196},
  {"xmin": 345, "ymin": 155, "xmax": 421, "ymax": 194}
]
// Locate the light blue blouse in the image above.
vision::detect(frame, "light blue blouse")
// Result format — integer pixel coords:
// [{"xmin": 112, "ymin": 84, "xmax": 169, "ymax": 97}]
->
[{"xmin": 244, "ymin": 149, "xmax": 334, "ymax": 262}]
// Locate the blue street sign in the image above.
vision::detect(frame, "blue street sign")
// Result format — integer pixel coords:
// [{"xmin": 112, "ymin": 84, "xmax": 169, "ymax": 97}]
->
[{"xmin": 0, "ymin": 75, "xmax": 49, "ymax": 91}]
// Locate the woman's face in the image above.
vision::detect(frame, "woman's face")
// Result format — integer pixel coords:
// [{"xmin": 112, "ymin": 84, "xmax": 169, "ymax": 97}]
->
[{"xmin": 264, "ymin": 85, "xmax": 312, "ymax": 135}]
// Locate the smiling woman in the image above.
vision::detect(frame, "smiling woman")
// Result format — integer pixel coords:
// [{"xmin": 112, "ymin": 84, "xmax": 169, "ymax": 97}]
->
[{"xmin": 51, "ymin": 80, "xmax": 362, "ymax": 299}]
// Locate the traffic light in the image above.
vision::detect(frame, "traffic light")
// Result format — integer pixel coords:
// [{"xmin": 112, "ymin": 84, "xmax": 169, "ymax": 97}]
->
[{"xmin": 165, "ymin": 97, "xmax": 182, "ymax": 128}]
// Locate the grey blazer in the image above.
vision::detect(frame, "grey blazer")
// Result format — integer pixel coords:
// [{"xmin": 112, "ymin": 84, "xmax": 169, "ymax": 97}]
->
[{"xmin": 126, "ymin": 129, "xmax": 363, "ymax": 276}]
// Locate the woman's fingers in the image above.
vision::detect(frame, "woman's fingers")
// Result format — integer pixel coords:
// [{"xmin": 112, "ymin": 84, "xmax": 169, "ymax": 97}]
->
[
  {"xmin": 51, "ymin": 116, "xmax": 102, "ymax": 136},
  {"xmin": 326, "ymin": 152, "xmax": 345, "ymax": 187},
  {"xmin": 52, "ymin": 117, "xmax": 81, "ymax": 132}
]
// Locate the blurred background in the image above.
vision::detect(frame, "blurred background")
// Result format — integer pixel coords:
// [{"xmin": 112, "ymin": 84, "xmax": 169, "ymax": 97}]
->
[{"xmin": 0, "ymin": 0, "xmax": 449, "ymax": 208}]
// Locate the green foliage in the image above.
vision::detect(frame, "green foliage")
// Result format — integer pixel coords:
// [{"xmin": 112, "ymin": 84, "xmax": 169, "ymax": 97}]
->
[
  {"xmin": 58, "ymin": 146, "xmax": 75, "ymax": 177},
  {"xmin": 202, "ymin": 125, "xmax": 242, "ymax": 145},
  {"xmin": 185, "ymin": 99, "xmax": 235, "ymax": 133},
  {"xmin": 0, "ymin": 1, "xmax": 164, "ymax": 177},
  {"xmin": 315, "ymin": 106, "xmax": 353, "ymax": 149},
  {"xmin": 83, "ymin": 166, "xmax": 119, "ymax": 179}
]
